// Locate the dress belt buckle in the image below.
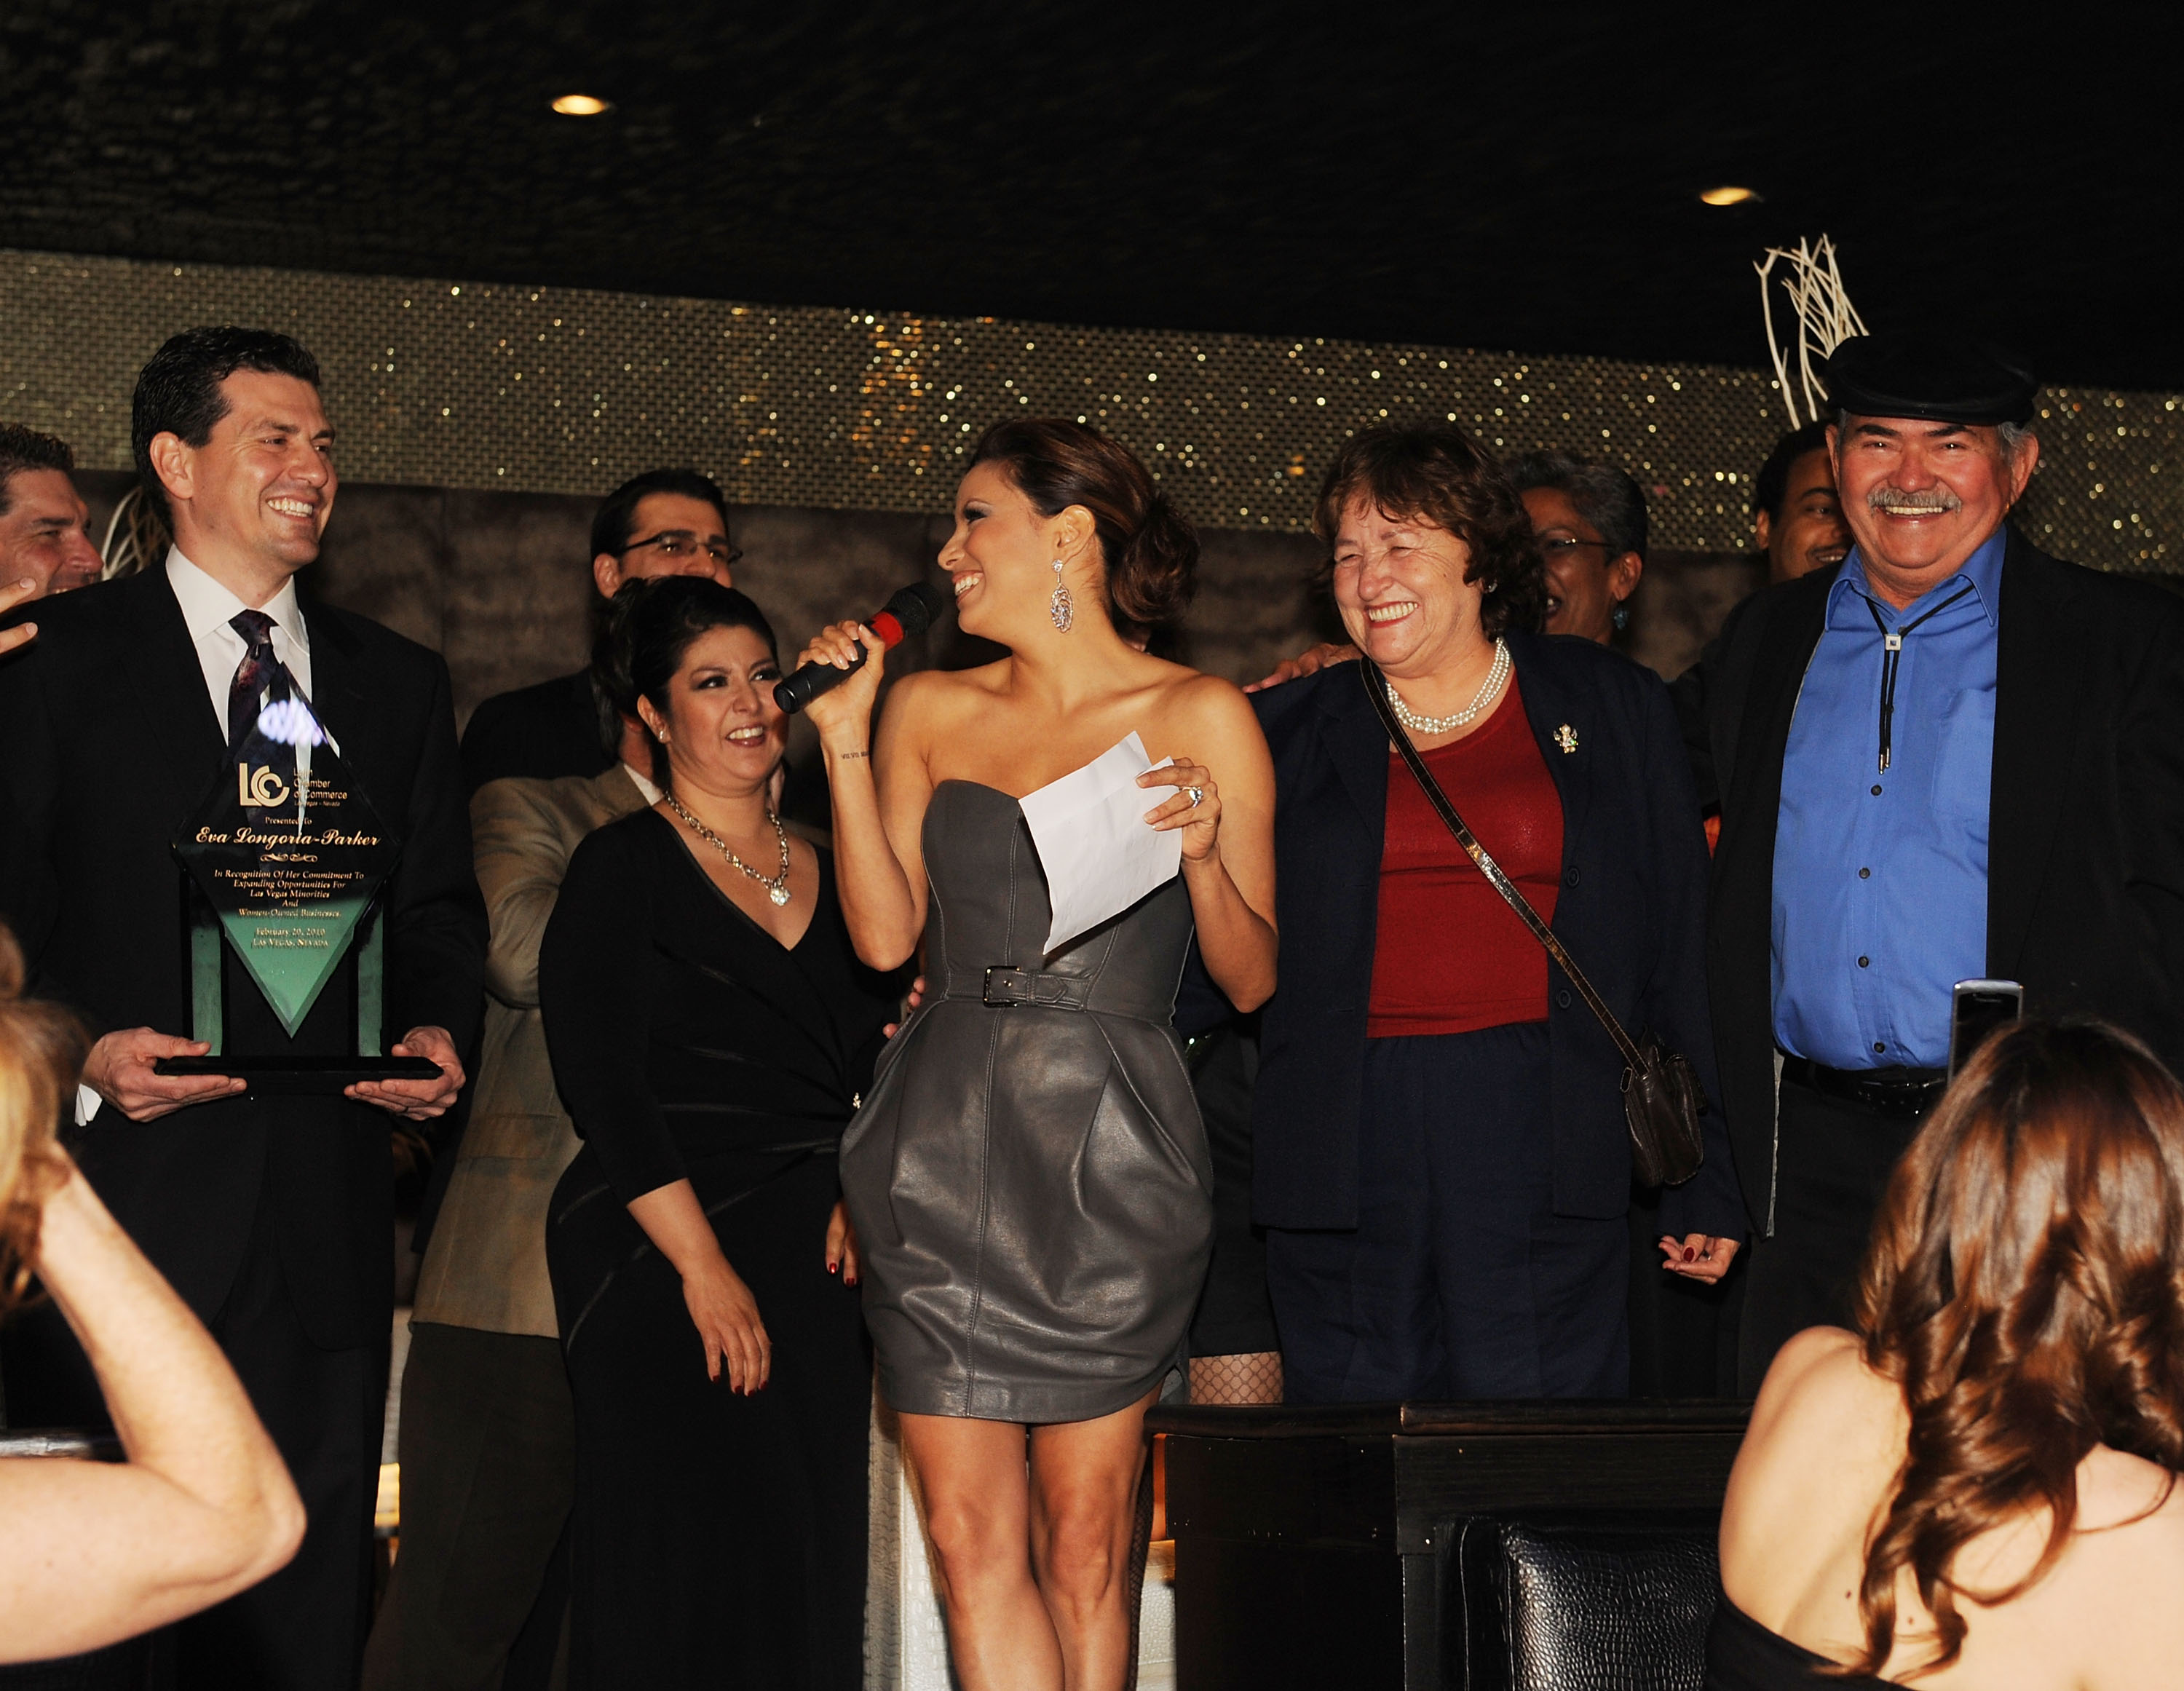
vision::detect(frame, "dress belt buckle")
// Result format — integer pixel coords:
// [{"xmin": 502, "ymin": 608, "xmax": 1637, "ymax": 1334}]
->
[{"xmin": 983, "ymin": 966, "xmax": 1025, "ymax": 1007}]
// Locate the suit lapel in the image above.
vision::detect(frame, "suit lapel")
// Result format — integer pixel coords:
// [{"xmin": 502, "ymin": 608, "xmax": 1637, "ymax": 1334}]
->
[
  {"xmin": 1508, "ymin": 635, "xmax": 1592, "ymax": 871},
  {"xmin": 1319, "ymin": 664, "xmax": 1391, "ymax": 851},
  {"xmin": 297, "ymin": 598, "xmax": 368, "ymax": 758},
  {"xmin": 1986, "ymin": 534, "xmax": 2084, "ymax": 977},
  {"xmin": 125, "ymin": 569, "xmax": 227, "ymax": 813},
  {"xmin": 1718, "ymin": 578, "xmax": 1829, "ymax": 896}
]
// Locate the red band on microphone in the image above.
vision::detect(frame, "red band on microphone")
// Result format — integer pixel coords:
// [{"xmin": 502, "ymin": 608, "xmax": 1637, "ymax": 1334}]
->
[{"xmin": 869, "ymin": 611, "xmax": 906, "ymax": 646}]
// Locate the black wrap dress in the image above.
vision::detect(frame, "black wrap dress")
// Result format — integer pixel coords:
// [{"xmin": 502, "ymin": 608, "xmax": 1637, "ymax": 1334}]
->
[{"xmin": 539, "ymin": 809, "xmax": 900, "ymax": 1690}]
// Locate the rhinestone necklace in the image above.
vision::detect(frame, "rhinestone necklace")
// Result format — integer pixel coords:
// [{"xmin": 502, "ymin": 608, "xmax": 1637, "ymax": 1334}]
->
[
  {"xmin": 1385, "ymin": 638, "xmax": 1511, "ymax": 736},
  {"xmin": 665, "ymin": 793, "xmax": 794, "ymax": 906}
]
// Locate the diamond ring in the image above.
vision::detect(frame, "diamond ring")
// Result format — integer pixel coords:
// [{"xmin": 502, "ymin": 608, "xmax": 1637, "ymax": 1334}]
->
[{"xmin": 1187, "ymin": 785, "xmax": 1205, "ymax": 807}]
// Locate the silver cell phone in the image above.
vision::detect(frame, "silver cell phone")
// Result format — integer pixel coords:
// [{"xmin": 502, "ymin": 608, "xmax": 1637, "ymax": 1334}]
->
[{"xmin": 1949, "ymin": 979, "xmax": 2023, "ymax": 1080}]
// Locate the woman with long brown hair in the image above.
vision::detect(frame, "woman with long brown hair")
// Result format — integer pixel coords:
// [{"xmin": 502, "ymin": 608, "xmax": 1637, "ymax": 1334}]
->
[{"xmin": 1712, "ymin": 1017, "xmax": 2184, "ymax": 1686}]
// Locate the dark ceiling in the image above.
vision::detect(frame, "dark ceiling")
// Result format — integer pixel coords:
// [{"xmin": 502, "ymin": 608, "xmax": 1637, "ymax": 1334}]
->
[{"xmin": 4, "ymin": 4, "xmax": 2178, "ymax": 389}]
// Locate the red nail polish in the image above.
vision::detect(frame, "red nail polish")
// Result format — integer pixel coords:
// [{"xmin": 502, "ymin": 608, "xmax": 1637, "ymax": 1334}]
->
[{"xmin": 1683, "ymin": 1246, "xmax": 1696, "ymax": 1262}]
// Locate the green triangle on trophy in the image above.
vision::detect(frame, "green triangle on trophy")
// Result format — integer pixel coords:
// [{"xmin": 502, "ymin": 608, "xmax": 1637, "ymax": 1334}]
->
[{"xmin": 174, "ymin": 692, "xmax": 400, "ymax": 1039}]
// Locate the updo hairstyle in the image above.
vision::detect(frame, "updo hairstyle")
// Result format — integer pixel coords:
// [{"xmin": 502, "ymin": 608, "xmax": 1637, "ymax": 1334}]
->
[
  {"xmin": 623, "ymin": 577, "xmax": 780, "ymax": 786},
  {"xmin": 1312, "ymin": 424, "xmax": 1547, "ymax": 638},
  {"xmin": 0, "ymin": 922, "xmax": 86, "ymax": 1318},
  {"xmin": 967, "ymin": 419, "xmax": 1199, "ymax": 638}
]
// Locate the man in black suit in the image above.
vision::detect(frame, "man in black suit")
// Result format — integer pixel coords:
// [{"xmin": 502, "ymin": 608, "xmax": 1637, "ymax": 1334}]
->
[
  {"xmin": 0, "ymin": 326, "xmax": 486, "ymax": 1687},
  {"xmin": 1685, "ymin": 331, "xmax": 2184, "ymax": 1394},
  {"xmin": 458, "ymin": 468, "xmax": 737, "ymax": 793}
]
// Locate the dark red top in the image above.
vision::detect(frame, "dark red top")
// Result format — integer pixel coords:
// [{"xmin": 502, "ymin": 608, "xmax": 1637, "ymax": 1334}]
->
[{"xmin": 1367, "ymin": 676, "xmax": 1564, "ymax": 1037}]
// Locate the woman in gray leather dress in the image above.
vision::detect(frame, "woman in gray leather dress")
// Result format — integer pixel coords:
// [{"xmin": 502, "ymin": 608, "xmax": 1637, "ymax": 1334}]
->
[{"xmin": 796, "ymin": 419, "xmax": 1277, "ymax": 1691}]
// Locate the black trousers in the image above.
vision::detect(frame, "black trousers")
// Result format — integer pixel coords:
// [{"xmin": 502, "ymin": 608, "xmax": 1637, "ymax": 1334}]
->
[
  {"xmin": 1735, "ymin": 1077, "xmax": 1920, "ymax": 1397},
  {"xmin": 360, "ymin": 1325, "xmax": 575, "ymax": 1691},
  {"xmin": 0, "ymin": 1187, "xmax": 381, "ymax": 1690},
  {"xmin": 1184, "ymin": 1023, "xmax": 1278, "ymax": 1359},
  {"xmin": 1265, "ymin": 1024, "xmax": 1629, "ymax": 1402}
]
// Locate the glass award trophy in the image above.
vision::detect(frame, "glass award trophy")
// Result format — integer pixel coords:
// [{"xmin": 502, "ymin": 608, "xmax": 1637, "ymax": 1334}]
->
[{"xmin": 154, "ymin": 689, "xmax": 440, "ymax": 1094}]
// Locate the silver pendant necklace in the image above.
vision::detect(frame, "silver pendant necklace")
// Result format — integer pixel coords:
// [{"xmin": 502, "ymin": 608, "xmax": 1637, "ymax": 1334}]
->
[
  {"xmin": 1385, "ymin": 638, "xmax": 1511, "ymax": 736},
  {"xmin": 666, "ymin": 793, "xmax": 794, "ymax": 906}
]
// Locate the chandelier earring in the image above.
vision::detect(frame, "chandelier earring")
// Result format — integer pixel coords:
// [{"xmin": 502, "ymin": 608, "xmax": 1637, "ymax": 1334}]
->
[{"xmin": 1048, "ymin": 557, "xmax": 1075, "ymax": 633}]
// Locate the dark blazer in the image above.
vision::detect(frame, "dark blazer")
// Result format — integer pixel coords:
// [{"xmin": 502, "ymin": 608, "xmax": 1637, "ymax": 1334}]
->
[
  {"xmin": 0, "ymin": 566, "xmax": 487, "ymax": 1348},
  {"xmin": 1249, "ymin": 633, "xmax": 1744, "ymax": 1239},
  {"xmin": 460, "ymin": 667, "xmax": 612, "ymax": 796},
  {"xmin": 1686, "ymin": 527, "xmax": 2184, "ymax": 1232}
]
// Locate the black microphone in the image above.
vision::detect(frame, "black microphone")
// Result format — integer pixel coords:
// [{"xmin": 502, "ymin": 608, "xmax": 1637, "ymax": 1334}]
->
[{"xmin": 774, "ymin": 581, "xmax": 949, "ymax": 715}]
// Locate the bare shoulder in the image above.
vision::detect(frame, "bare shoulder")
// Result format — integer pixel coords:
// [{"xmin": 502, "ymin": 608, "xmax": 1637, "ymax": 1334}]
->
[
  {"xmin": 2076, "ymin": 1446, "xmax": 2184, "ymax": 1544},
  {"xmin": 880, "ymin": 662, "xmax": 1001, "ymax": 732},
  {"xmin": 1155, "ymin": 666, "xmax": 1264, "ymax": 742},
  {"xmin": 2000, "ymin": 1450, "xmax": 2184, "ymax": 1676},
  {"xmin": 1738, "ymin": 1329, "xmax": 1903, "ymax": 1488}
]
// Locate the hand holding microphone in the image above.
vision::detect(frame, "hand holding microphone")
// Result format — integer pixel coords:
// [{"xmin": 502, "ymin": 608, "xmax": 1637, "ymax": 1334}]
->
[{"xmin": 775, "ymin": 582, "xmax": 947, "ymax": 715}]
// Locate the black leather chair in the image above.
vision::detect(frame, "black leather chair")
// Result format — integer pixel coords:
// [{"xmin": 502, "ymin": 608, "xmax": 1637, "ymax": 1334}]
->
[{"xmin": 1443, "ymin": 1510, "xmax": 1720, "ymax": 1691}]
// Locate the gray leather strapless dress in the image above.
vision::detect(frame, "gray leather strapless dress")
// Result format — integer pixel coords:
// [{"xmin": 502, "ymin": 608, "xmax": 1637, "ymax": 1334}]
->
[{"xmin": 840, "ymin": 780, "xmax": 1214, "ymax": 1423}]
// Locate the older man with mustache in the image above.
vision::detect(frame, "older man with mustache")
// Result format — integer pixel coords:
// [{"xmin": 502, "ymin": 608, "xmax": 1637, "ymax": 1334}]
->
[{"xmin": 1685, "ymin": 330, "xmax": 2184, "ymax": 1393}]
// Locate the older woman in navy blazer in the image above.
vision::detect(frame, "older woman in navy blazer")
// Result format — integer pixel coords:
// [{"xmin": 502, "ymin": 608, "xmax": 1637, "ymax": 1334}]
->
[{"xmin": 1251, "ymin": 425, "xmax": 1745, "ymax": 1402}]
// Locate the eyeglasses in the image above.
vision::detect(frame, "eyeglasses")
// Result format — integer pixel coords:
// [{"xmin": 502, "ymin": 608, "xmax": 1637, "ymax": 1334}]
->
[
  {"xmin": 1536, "ymin": 535, "xmax": 1615, "ymax": 558},
  {"xmin": 622, "ymin": 530, "xmax": 743, "ymax": 569}
]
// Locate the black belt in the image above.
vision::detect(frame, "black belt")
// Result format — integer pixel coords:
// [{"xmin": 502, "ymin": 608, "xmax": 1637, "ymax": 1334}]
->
[
  {"xmin": 1779, "ymin": 1054, "xmax": 1946, "ymax": 1120},
  {"xmin": 977, "ymin": 966, "xmax": 1095, "ymax": 1010}
]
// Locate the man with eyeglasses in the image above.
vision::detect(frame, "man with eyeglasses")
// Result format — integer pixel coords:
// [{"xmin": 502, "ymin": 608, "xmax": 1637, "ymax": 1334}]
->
[{"xmin": 459, "ymin": 467, "xmax": 740, "ymax": 793}]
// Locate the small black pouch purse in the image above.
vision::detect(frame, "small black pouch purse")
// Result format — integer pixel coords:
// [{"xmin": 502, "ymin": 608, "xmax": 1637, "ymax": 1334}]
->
[{"xmin": 1362, "ymin": 660, "xmax": 1706, "ymax": 1187}]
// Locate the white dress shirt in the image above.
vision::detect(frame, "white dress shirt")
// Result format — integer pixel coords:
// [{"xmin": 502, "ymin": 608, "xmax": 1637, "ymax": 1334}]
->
[
  {"xmin": 166, "ymin": 545, "xmax": 314, "ymax": 727},
  {"xmin": 624, "ymin": 763, "xmax": 662, "ymax": 806},
  {"xmin": 76, "ymin": 551, "xmax": 320, "ymax": 1125}
]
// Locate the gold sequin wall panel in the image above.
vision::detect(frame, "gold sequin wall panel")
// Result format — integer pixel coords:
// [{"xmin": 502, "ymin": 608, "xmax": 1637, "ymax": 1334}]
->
[{"xmin": 4, "ymin": 249, "xmax": 2175, "ymax": 566}]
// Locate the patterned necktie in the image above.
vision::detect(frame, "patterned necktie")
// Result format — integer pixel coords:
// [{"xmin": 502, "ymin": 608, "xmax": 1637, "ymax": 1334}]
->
[{"xmin": 227, "ymin": 609, "xmax": 283, "ymax": 748}]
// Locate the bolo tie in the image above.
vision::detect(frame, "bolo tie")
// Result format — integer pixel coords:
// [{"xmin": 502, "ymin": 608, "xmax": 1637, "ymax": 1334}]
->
[{"xmin": 1864, "ymin": 582, "xmax": 1976, "ymax": 772}]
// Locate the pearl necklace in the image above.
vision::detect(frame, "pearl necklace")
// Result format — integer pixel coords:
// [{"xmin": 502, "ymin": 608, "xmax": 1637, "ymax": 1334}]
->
[
  {"xmin": 1385, "ymin": 639, "xmax": 1511, "ymax": 736},
  {"xmin": 666, "ymin": 793, "xmax": 794, "ymax": 906}
]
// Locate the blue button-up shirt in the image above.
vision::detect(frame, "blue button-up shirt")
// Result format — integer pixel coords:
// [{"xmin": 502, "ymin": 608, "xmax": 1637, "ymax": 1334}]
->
[{"xmin": 1771, "ymin": 529, "xmax": 2005, "ymax": 1069}]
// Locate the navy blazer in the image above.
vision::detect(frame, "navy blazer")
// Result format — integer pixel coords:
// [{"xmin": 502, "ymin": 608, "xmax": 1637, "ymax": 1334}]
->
[{"xmin": 1247, "ymin": 633, "xmax": 1744, "ymax": 1239}]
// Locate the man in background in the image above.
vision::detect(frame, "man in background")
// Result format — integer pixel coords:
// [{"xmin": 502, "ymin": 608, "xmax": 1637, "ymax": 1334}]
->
[
  {"xmin": 1752, "ymin": 421, "xmax": 1851, "ymax": 583},
  {"xmin": 0, "ymin": 423, "xmax": 102, "ymax": 601},
  {"xmin": 459, "ymin": 468, "xmax": 737, "ymax": 793}
]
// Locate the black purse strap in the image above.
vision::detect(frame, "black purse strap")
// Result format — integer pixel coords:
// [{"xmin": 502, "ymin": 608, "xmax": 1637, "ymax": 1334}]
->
[{"xmin": 1361, "ymin": 658, "xmax": 1645, "ymax": 1072}]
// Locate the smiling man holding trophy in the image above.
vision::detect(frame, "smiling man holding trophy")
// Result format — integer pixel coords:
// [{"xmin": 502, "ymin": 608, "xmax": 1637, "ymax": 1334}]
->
[{"xmin": 0, "ymin": 327, "xmax": 486, "ymax": 1689}]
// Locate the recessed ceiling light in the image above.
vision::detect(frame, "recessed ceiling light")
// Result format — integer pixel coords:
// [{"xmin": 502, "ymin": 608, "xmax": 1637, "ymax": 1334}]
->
[
  {"xmin": 552, "ymin": 93, "xmax": 611, "ymax": 116},
  {"xmin": 1700, "ymin": 185, "xmax": 1760, "ymax": 207}
]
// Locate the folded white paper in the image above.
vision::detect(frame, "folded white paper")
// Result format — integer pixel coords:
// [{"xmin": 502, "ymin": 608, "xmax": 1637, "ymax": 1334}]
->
[{"xmin": 1017, "ymin": 732, "xmax": 1185, "ymax": 956}]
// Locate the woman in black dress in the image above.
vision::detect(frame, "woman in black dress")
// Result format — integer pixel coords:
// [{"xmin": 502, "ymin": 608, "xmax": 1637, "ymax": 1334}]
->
[{"xmin": 539, "ymin": 579, "xmax": 901, "ymax": 1689}]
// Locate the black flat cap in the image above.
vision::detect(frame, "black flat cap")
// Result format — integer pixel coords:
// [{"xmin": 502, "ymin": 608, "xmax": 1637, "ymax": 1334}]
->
[{"xmin": 1822, "ymin": 330, "xmax": 2038, "ymax": 426}]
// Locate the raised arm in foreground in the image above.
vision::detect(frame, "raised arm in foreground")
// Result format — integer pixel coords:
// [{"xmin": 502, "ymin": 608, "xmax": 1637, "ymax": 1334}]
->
[{"xmin": 0, "ymin": 1166, "xmax": 305, "ymax": 1660}]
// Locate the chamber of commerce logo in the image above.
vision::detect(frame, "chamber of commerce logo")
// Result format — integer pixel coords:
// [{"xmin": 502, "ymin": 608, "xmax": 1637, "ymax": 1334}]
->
[{"xmin": 237, "ymin": 763, "xmax": 291, "ymax": 807}]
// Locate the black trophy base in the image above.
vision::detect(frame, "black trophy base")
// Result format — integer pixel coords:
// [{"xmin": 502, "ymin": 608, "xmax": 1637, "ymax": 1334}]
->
[{"xmin": 152, "ymin": 1055, "xmax": 443, "ymax": 1095}]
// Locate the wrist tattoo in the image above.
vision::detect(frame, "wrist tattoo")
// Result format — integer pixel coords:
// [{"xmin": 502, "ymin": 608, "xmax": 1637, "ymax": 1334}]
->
[{"xmin": 833, "ymin": 749, "xmax": 871, "ymax": 761}]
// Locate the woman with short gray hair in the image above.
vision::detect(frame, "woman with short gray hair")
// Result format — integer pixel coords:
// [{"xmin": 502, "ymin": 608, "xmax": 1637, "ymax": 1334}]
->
[{"xmin": 1506, "ymin": 449, "xmax": 1648, "ymax": 644}]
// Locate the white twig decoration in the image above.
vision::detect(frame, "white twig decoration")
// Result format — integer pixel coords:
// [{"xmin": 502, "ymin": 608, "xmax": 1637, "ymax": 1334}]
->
[
  {"xmin": 1757, "ymin": 236, "xmax": 1867, "ymax": 429},
  {"xmin": 98, "ymin": 485, "xmax": 170, "ymax": 581}
]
